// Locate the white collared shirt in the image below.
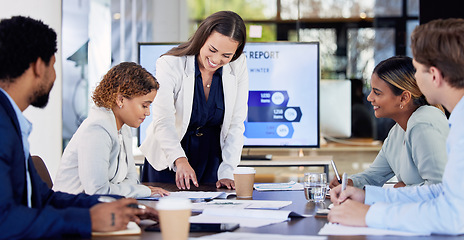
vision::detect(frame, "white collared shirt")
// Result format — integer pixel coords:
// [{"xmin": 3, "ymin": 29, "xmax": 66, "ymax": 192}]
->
[{"xmin": 364, "ymin": 96, "xmax": 464, "ymax": 235}]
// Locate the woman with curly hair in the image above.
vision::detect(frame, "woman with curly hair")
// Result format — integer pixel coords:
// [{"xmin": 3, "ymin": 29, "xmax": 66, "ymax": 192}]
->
[{"xmin": 53, "ymin": 62, "xmax": 169, "ymax": 198}]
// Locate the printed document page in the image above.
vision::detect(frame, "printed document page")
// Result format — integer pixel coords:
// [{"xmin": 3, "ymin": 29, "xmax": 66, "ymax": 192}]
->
[
  {"xmin": 190, "ymin": 208, "xmax": 304, "ymax": 228},
  {"xmin": 192, "ymin": 199, "xmax": 292, "ymax": 211},
  {"xmin": 92, "ymin": 222, "xmax": 141, "ymax": 236},
  {"xmin": 318, "ymin": 223, "xmax": 430, "ymax": 236},
  {"xmin": 254, "ymin": 181, "xmax": 304, "ymax": 191},
  {"xmin": 139, "ymin": 191, "xmax": 235, "ymax": 200},
  {"xmin": 192, "ymin": 232, "xmax": 327, "ymax": 240}
]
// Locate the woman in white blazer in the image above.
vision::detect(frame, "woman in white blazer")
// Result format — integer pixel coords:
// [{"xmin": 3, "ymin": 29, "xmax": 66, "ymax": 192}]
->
[
  {"xmin": 54, "ymin": 62, "xmax": 169, "ymax": 198},
  {"xmin": 140, "ymin": 11, "xmax": 248, "ymax": 190}
]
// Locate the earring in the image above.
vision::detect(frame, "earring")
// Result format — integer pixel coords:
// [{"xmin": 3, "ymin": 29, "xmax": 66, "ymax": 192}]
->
[
  {"xmin": 119, "ymin": 105, "xmax": 122, "ymax": 109},
  {"xmin": 400, "ymin": 105, "xmax": 403, "ymax": 109}
]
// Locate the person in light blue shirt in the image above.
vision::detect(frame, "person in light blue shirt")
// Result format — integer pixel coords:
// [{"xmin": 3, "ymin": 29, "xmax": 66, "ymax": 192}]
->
[
  {"xmin": 328, "ymin": 18, "xmax": 464, "ymax": 235},
  {"xmin": 329, "ymin": 56, "xmax": 448, "ymax": 189}
]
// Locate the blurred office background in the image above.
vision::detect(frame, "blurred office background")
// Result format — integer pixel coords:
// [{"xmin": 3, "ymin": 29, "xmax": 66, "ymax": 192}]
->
[
  {"xmin": 62, "ymin": 0, "xmax": 420, "ymax": 147},
  {"xmin": 1, "ymin": 0, "xmax": 461, "ymax": 180}
]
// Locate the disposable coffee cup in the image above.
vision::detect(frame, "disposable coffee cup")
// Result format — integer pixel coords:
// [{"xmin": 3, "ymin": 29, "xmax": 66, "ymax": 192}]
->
[
  {"xmin": 233, "ymin": 167, "xmax": 256, "ymax": 198},
  {"xmin": 156, "ymin": 197, "xmax": 192, "ymax": 240}
]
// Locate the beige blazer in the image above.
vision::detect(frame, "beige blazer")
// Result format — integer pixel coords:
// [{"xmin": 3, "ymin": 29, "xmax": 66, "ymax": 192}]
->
[{"xmin": 140, "ymin": 54, "xmax": 249, "ymax": 180}]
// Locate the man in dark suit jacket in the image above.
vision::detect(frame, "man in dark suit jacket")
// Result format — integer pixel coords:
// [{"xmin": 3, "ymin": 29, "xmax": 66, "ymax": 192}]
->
[{"xmin": 0, "ymin": 16, "xmax": 156, "ymax": 239}]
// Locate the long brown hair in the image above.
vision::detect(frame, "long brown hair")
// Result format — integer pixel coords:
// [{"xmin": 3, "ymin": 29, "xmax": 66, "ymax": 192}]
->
[{"xmin": 164, "ymin": 11, "xmax": 246, "ymax": 62}]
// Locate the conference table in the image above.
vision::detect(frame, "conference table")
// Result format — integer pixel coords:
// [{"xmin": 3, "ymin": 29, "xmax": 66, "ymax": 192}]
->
[{"xmin": 96, "ymin": 183, "xmax": 464, "ymax": 240}]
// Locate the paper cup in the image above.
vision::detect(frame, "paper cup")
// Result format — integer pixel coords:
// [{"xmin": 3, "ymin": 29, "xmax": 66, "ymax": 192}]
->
[
  {"xmin": 233, "ymin": 167, "xmax": 256, "ymax": 198},
  {"xmin": 156, "ymin": 197, "xmax": 192, "ymax": 240}
]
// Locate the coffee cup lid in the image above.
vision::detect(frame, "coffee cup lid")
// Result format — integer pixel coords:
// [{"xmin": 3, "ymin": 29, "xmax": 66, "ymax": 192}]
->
[
  {"xmin": 233, "ymin": 167, "xmax": 256, "ymax": 174},
  {"xmin": 156, "ymin": 197, "xmax": 192, "ymax": 210}
]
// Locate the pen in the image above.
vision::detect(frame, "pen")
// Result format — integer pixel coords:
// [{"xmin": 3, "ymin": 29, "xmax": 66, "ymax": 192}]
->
[
  {"xmin": 331, "ymin": 160, "xmax": 342, "ymax": 184},
  {"xmin": 191, "ymin": 198, "xmax": 213, "ymax": 203},
  {"xmin": 98, "ymin": 196, "xmax": 146, "ymax": 209},
  {"xmin": 341, "ymin": 172, "xmax": 347, "ymax": 193}
]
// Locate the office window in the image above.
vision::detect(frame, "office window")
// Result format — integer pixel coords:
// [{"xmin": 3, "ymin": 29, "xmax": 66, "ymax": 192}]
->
[
  {"xmin": 187, "ymin": 0, "xmax": 278, "ymax": 40},
  {"xmin": 281, "ymin": 0, "xmax": 374, "ymax": 19},
  {"xmin": 407, "ymin": 0, "xmax": 419, "ymax": 16},
  {"xmin": 187, "ymin": 0, "xmax": 277, "ymax": 20},
  {"xmin": 298, "ymin": 28, "xmax": 340, "ymax": 79},
  {"xmin": 187, "ymin": 0, "xmax": 418, "ymax": 80},
  {"xmin": 347, "ymin": 28, "xmax": 375, "ymax": 80},
  {"xmin": 374, "ymin": 0, "xmax": 403, "ymax": 17}
]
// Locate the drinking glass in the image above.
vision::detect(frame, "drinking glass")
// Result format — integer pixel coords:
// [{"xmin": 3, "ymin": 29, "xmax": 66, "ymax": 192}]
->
[{"xmin": 303, "ymin": 172, "xmax": 327, "ymax": 202}]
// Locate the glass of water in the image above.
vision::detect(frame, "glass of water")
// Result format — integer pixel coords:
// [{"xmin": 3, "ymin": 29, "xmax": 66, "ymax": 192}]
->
[{"xmin": 303, "ymin": 172, "xmax": 327, "ymax": 202}]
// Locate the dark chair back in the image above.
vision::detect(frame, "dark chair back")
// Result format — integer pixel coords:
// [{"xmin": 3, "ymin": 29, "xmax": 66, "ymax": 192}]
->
[{"xmin": 31, "ymin": 155, "xmax": 53, "ymax": 188}]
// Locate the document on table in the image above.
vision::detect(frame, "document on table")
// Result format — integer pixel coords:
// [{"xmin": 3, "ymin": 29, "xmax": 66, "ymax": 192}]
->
[
  {"xmin": 190, "ymin": 208, "xmax": 307, "ymax": 228},
  {"xmin": 318, "ymin": 223, "xmax": 430, "ymax": 236},
  {"xmin": 192, "ymin": 199, "xmax": 292, "ymax": 211},
  {"xmin": 92, "ymin": 221, "xmax": 141, "ymax": 236},
  {"xmin": 192, "ymin": 232, "xmax": 327, "ymax": 240},
  {"xmin": 138, "ymin": 191, "xmax": 235, "ymax": 200},
  {"xmin": 254, "ymin": 181, "xmax": 304, "ymax": 191}
]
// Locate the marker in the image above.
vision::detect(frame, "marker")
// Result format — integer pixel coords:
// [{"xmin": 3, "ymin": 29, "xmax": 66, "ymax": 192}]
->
[
  {"xmin": 98, "ymin": 196, "xmax": 146, "ymax": 209},
  {"xmin": 331, "ymin": 160, "xmax": 342, "ymax": 184},
  {"xmin": 341, "ymin": 172, "xmax": 347, "ymax": 193}
]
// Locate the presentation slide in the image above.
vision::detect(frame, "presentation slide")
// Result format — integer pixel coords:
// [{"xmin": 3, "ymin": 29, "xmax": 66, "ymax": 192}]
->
[{"xmin": 243, "ymin": 43, "xmax": 319, "ymax": 147}]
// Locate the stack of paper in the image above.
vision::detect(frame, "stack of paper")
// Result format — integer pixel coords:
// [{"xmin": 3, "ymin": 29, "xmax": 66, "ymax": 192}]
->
[
  {"xmin": 92, "ymin": 222, "xmax": 141, "ymax": 236},
  {"xmin": 138, "ymin": 191, "xmax": 235, "ymax": 200},
  {"xmin": 253, "ymin": 181, "xmax": 304, "ymax": 191},
  {"xmin": 192, "ymin": 199, "xmax": 292, "ymax": 211},
  {"xmin": 194, "ymin": 232, "xmax": 327, "ymax": 239},
  {"xmin": 318, "ymin": 223, "xmax": 430, "ymax": 236},
  {"xmin": 190, "ymin": 208, "xmax": 305, "ymax": 228}
]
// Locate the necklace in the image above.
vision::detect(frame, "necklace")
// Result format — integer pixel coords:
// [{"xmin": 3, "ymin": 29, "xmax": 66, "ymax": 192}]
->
[{"xmin": 206, "ymin": 84, "xmax": 211, "ymax": 88}]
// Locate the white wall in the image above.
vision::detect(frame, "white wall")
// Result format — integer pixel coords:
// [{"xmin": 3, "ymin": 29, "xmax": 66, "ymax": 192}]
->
[{"xmin": 0, "ymin": 1, "xmax": 63, "ymax": 179}]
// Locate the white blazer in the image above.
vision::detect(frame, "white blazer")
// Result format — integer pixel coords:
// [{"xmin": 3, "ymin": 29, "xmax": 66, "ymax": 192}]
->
[
  {"xmin": 140, "ymin": 54, "xmax": 249, "ymax": 180},
  {"xmin": 54, "ymin": 106, "xmax": 151, "ymax": 198}
]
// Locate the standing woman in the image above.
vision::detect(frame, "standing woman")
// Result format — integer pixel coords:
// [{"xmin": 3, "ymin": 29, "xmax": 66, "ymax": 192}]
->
[
  {"xmin": 329, "ymin": 56, "xmax": 449, "ymax": 189},
  {"xmin": 140, "ymin": 11, "xmax": 248, "ymax": 190},
  {"xmin": 54, "ymin": 62, "xmax": 169, "ymax": 198}
]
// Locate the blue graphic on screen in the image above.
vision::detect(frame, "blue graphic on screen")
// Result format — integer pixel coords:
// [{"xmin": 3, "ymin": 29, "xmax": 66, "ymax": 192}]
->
[
  {"xmin": 137, "ymin": 42, "xmax": 319, "ymax": 148},
  {"xmin": 246, "ymin": 91, "xmax": 302, "ymax": 138}
]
